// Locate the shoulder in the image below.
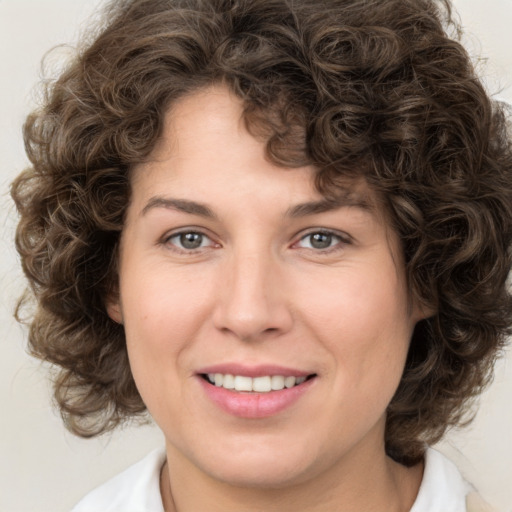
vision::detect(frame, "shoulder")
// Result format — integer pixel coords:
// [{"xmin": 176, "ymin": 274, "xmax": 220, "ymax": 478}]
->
[
  {"xmin": 71, "ymin": 448, "xmax": 166, "ymax": 512},
  {"xmin": 410, "ymin": 448, "xmax": 492, "ymax": 512}
]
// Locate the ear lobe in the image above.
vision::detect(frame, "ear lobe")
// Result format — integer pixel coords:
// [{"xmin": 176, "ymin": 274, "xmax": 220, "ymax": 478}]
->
[
  {"xmin": 413, "ymin": 300, "xmax": 436, "ymax": 322},
  {"xmin": 106, "ymin": 296, "xmax": 123, "ymax": 324}
]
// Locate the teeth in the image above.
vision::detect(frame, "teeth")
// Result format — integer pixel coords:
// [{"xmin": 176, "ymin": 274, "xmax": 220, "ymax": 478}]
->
[
  {"xmin": 234, "ymin": 375, "xmax": 252, "ymax": 391},
  {"xmin": 253, "ymin": 376, "xmax": 271, "ymax": 392},
  {"xmin": 222, "ymin": 374, "xmax": 235, "ymax": 389},
  {"xmin": 206, "ymin": 373, "xmax": 309, "ymax": 392},
  {"xmin": 271, "ymin": 375, "xmax": 285, "ymax": 390},
  {"xmin": 284, "ymin": 376, "xmax": 296, "ymax": 388}
]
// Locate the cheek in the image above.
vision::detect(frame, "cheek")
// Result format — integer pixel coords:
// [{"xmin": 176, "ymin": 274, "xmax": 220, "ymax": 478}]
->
[
  {"xmin": 121, "ymin": 257, "xmax": 212, "ymax": 336},
  {"xmin": 303, "ymin": 266, "xmax": 410, "ymax": 335},
  {"xmin": 121, "ymin": 260, "xmax": 219, "ymax": 388},
  {"xmin": 118, "ymin": 262, "xmax": 212, "ymax": 397},
  {"xmin": 301, "ymin": 267, "xmax": 413, "ymax": 391}
]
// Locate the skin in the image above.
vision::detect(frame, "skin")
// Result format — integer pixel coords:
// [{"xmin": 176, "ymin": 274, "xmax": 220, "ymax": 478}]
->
[{"xmin": 108, "ymin": 85, "xmax": 425, "ymax": 511}]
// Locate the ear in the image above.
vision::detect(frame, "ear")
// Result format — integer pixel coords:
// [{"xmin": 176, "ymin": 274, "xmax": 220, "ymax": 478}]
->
[
  {"xmin": 412, "ymin": 299, "xmax": 436, "ymax": 323},
  {"xmin": 106, "ymin": 294, "xmax": 123, "ymax": 324}
]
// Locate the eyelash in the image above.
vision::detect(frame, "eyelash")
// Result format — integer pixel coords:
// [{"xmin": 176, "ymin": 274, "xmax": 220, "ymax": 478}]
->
[
  {"xmin": 162, "ymin": 230, "xmax": 218, "ymax": 252},
  {"xmin": 161, "ymin": 228, "xmax": 351, "ymax": 254},
  {"xmin": 293, "ymin": 230, "xmax": 351, "ymax": 253}
]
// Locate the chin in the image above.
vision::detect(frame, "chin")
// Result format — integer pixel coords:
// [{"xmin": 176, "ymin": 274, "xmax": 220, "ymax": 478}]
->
[
  {"xmin": 191, "ymin": 441, "xmax": 326, "ymax": 489},
  {"xmin": 209, "ymin": 461, "xmax": 312, "ymax": 489}
]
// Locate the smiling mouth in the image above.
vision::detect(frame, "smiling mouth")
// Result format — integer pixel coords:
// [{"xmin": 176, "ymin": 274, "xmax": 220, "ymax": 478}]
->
[{"xmin": 201, "ymin": 373, "xmax": 317, "ymax": 393}]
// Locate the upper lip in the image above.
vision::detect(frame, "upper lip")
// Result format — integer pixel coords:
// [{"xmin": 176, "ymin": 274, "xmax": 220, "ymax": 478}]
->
[{"xmin": 196, "ymin": 363, "xmax": 314, "ymax": 378}]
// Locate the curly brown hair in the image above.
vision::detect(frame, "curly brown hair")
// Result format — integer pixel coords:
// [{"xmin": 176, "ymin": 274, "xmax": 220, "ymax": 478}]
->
[{"xmin": 11, "ymin": 0, "xmax": 512, "ymax": 466}]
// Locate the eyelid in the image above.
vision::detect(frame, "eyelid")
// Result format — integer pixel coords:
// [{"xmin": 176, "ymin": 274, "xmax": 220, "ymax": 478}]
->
[
  {"xmin": 292, "ymin": 228, "xmax": 353, "ymax": 250},
  {"xmin": 161, "ymin": 227, "xmax": 220, "ymax": 251},
  {"xmin": 296, "ymin": 227, "xmax": 353, "ymax": 242}
]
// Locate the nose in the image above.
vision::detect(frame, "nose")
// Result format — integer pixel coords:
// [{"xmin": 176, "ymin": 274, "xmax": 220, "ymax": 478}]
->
[{"xmin": 212, "ymin": 250, "xmax": 293, "ymax": 341}]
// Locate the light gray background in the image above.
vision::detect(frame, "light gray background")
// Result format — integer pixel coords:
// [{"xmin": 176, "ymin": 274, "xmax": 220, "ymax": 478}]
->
[{"xmin": 1, "ymin": 1, "xmax": 511, "ymax": 511}]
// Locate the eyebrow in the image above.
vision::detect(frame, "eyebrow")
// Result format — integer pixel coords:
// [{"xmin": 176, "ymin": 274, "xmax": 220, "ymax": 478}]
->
[
  {"xmin": 141, "ymin": 197, "xmax": 217, "ymax": 219},
  {"xmin": 285, "ymin": 194, "xmax": 373, "ymax": 218},
  {"xmin": 141, "ymin": 193, "xmax": 373, "ymax": 219}
]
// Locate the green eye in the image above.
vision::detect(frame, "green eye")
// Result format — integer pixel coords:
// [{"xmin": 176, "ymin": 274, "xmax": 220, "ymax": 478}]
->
[
  {"xmin": 167, "ymin": 231, "xmax": 213, "ymax": 250},
  {"xmin": 297, "ymin": 231, "xmax": 346, "ymax": 250},
  {"xmin": 179, "ymin": 232, "xmax": 204, "ymax": 249},
  {"xmin": 309, "ymin": 233, "xmax": 334, "ymax": 249}
]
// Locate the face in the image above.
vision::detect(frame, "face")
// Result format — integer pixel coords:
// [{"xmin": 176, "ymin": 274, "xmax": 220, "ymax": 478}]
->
[{"xmin": 108, "ymin": 85, "xmax": 421, "ymax": 488}]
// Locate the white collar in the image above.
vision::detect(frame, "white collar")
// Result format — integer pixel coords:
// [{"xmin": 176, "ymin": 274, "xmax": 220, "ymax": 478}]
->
[{"xmin": 73, "ymin": 446, "xmax": 471, "ymax": 512}]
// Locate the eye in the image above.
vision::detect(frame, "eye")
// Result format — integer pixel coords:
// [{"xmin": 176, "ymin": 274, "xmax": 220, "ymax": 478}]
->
[
  {"xmin": 165, "ymin": 231, "xmax": 215, "ymax": 251},
  {"xmin": 295, "ymin": 231, "xmax": 348, "ymax": 251}
]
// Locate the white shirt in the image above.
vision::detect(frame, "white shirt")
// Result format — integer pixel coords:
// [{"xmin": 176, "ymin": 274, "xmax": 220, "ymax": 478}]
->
[
  {"xmin": 71, "ymin": 447, "xmax": 474, "ymax": 512},
  {"xmin": 72, "ymin": 449, "xmax": 166, "ymax": 512},
  {"xmin": 411, "ymin": 449, "xmax": 473, "ymax": 512}
]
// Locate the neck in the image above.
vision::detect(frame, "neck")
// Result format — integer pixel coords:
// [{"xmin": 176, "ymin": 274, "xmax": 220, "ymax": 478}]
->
[{"xmin": 159, "ymin": 441, "xmax": 423, "ymax": 512}]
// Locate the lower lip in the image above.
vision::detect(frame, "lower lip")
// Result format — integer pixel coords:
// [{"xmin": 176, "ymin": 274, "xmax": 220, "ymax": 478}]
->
[{"xmin": 198, "ymin": 377, "xmax": 315, "ymax": 419}]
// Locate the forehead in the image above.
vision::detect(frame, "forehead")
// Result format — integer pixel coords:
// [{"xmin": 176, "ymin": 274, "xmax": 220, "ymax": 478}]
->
[{"xmin": 131, "ymin": 85, "xmax": 385, "ymax": 220}]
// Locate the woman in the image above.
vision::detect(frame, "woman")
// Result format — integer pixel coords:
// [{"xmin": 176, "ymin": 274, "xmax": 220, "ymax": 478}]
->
[{"xmin": 11, "ymin": 0, "xmax": 512, "ymax": 510}]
